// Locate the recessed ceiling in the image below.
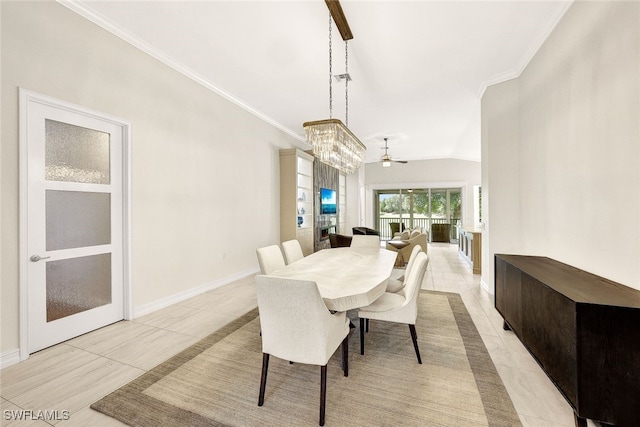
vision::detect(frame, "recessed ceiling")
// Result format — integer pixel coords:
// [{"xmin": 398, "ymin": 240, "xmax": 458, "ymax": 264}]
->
[{"xmin": 63, "ymin": 0, "xmax": 572, "ymax": 164}]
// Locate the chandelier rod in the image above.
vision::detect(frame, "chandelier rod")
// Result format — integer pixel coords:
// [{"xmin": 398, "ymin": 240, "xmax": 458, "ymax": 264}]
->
[
  {"xmin": 345, "ymin": 39, "xmax": 348, "ymax": 127},
  {"xmin": 329, "ymin": 13, "xmax": 332, "ymax": 119},
  {"xmin": 325, "ymin": 0, "xmax": 353, "ymax": 41}
]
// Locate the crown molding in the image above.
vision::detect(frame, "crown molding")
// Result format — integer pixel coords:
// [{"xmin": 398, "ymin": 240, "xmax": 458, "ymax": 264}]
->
[
  {"xmin": 477, "ymin": 0, "xmax": 574, "ymax": 99},
  {"xmin": 56, "ymin": 0, "xmax": 304, "ymax": 142}
]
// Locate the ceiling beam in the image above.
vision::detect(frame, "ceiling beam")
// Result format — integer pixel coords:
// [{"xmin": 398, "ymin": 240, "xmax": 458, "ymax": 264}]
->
[{"xmin": 325, "ymin": 0, "xmax": 353, "ymax": 41}]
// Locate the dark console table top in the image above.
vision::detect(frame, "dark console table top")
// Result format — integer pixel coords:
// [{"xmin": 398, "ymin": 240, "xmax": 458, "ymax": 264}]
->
[{"xmin": 496, "ymin": 254, "xmax": 640, "ymax": 308}]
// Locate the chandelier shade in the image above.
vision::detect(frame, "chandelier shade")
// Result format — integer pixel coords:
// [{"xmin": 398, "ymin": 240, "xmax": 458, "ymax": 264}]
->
[{"xmin": 303, "ymin": 118, "xmax": 366, "ymax": 174}]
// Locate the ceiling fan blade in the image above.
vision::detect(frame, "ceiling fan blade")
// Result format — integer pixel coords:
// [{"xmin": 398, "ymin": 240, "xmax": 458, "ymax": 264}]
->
[{"xmin": 380, "ymin": 137, "xmax": 407, "ymax": 164}]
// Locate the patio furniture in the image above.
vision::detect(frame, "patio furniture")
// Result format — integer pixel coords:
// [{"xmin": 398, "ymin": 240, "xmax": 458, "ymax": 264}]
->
[
  {"xmin": 389, "ymin": 222, "xmax": 406, "ymax": 237},
  {"xmin": 431, "ymin": 223, "xmax": 451, "ymax": 242}
]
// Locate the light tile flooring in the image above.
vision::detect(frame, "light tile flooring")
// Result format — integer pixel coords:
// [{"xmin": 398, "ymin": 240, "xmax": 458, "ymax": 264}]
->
[{"xmin": 1, "ymin": 244, "xmax": 595, "ymax": 427}]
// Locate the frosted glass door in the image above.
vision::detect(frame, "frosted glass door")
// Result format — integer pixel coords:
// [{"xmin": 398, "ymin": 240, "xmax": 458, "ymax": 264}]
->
[{"xmin": 24, "ymin": 94, "xmax": 125, "ymax": 354}]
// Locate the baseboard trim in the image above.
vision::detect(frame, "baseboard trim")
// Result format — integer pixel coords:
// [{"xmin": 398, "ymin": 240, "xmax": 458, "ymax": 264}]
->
[
  {"xmin": 480, "ymin": 278, "xmax": 491, "ymax": 294},
  {"xmin": 133, "ymin": 268, "xmax": 259, "ymax": 318},
  {"xmin": 1, "ymin": 349, "xmax": 21, "ymax": 370}
]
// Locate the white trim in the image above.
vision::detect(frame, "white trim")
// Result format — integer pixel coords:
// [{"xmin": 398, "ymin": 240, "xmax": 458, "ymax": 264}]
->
[
  {"xmin": 476, "ymin": 70, "xmax": 520, "ymax": 100},
  {"xmin": 19, "ymin": 89, "xmax": 30, "ymax": 362},
  {"xmin": 123, "ymin": 121, "xmax": 134, "ymax": 320},
  {"xmin": 0, "ymin": 349, "xmax": 21, "ymax": 370},
  {"xmin": 56, "ymin": 0, "xmax": 303, "ymax": 144},
  {"xmin": 57, "ymin": 0, "xmax": 571, "ymax": 138},
  {"xmin": 477, "ymin": 1, "xmax": 573, "ymax": 99},
  {"xmin": 18, "ymin": 88, "xmax": 133, "ymax": 361},
  {"xmin": 133, "ymin": 269, "xmax": 259, "ymax": 318},
  {"xmin": 480, "ymin": 278, "xmax": 491, "ymax": 294}
]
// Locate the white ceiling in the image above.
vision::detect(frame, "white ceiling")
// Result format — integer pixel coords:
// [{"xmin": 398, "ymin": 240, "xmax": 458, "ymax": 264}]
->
[{"xmin": 64, "ymin": 0, "xmax": 572, "ymax": 164}]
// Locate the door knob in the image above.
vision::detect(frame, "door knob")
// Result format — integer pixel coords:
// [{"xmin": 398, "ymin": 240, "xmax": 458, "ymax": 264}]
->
[{"xmin": 30, "ymin": 255, "xmax": 51, "ymax": 262}]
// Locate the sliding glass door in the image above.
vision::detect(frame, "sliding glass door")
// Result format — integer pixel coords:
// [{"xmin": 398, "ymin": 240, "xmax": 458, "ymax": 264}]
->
[{"xmin": 375, "ymin": 188, "xmax": 462, "ymax": 241}]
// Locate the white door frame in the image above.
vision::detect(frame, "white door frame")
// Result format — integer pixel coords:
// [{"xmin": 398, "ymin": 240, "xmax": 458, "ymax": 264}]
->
[{"xmin": 18, "ymin": 88, "xmax": 133, "ymax": 361}]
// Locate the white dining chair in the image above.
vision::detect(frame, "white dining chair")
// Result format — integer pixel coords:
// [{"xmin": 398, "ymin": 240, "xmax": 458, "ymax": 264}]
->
[
  {"xmin": 358, "ymin": 251, "xmax": 428, "ymax": 364},
  {"xmin": 385, "ymin": 245, "xmax": 423, "ymax": 293},
  {"xmin": 256, "ymin": 245, "xmax": 286, "ymax": 274},
  {"xmin": 281, "ymin": 239, "xmax": 304, "ymax": 265},
  {"xmin": 350, "ymin": 234, "xmax": 380, "ymax": 248},
  {"xmin": 255, "ymin": 275, "xmax": 350, "ymax": 426}
]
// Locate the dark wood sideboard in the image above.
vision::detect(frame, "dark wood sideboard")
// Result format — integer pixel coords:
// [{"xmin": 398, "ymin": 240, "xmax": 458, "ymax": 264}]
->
[{"xmin": 495, "ymin": 254, "xmax": 640, "ymax": 427}]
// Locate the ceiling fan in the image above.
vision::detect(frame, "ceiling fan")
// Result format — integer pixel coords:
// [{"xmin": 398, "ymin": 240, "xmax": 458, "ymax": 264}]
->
[{"xmin": 381, "ymin": 138, "xmax": 408, "ymax": 167}]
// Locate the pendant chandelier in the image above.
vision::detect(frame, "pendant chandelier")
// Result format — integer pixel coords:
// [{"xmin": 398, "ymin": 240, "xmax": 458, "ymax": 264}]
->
[{"xmin": 303, "ymin": 1, "xmax": 366, "ymax": 174}]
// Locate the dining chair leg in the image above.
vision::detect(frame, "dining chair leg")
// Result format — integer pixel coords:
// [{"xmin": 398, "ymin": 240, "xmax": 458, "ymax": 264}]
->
[
  {"xmin": 258, "ymin": 353, "xmax": 269, "ymax": 406},
  {"xmin": 320, "ymin": 364, "xmax": 327, "ymax": 426},
  {"xmin": 341, "ymin": 335, "xmax": 349, "ymax": 377},
  {"xmin": 409, "ymin": 324, "xmax": 422, "ymax": 364},
  {"xmin": 359, "ymin": 318, "xmax": 366, "ymax": 355},
  {"xmin": 365, "ymin": 318, "xmax": 369, "ymax": 332}
]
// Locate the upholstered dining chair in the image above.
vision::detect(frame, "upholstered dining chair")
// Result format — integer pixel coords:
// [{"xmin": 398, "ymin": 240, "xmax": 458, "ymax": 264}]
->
[
  {"xmin": 281, "ymin": 239, "xmax": 304, "ymax": 265},
  {"xmin": 358, "ymin": 251, "xmax": 428, "ymax": 364},
  {"xmin": 386, "ymin": 245, "xmax": 423, "ymax": 293},
  {"xmin": 255, "ymin": 275, "xmax": 350, "ymax": 426},
  {"xmin": 350, "ymin": 234, "xmax": 380, "ymax": 249},
  {"xmin": 256, "ymin": 245, "xmax": 286, "ymax": 274}
]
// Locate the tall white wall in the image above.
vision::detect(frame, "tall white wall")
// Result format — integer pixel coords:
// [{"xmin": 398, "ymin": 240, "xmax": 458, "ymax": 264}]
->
[
  {"xmin": 482, "ymin": 1, "xmax": 640, "ymax": 292},
  {"xmin": 1, "ymin": 1, "xmax": 302, "ymax": 355},
  {"xmin": 481, "ymin": 79, "xmax": 521, "ymax": 292},
  {"xmin": 344, "ymin": 169, "xmax": 363, "ymax": 232}
]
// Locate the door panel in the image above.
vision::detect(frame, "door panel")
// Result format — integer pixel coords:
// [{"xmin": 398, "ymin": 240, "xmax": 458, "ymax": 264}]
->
[
  {"xmin": 46, "ymin": 254, "xmax": 112, "ymax": 322},
  {"xmin": 46, "ymin": 190, "xmax": 111, "ymax": 251},
  {"xmin": 45, "ymin": 119, "xmax": 111, "ymax": 184}
]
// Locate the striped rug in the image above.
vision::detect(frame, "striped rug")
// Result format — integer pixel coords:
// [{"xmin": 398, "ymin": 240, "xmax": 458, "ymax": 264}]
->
[{"xmin": 91, "ymin": 291, "xmax": 521, "ymax": 426}]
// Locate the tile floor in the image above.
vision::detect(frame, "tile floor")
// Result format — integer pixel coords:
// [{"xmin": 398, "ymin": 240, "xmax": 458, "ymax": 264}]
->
[{"xmin": 1, "ymin": 243, "xmax": 595, "ymax": 426}]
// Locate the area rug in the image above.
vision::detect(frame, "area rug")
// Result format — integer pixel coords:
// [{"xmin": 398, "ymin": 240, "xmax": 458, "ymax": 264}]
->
[{"xmin": 91, "ymin": 291, "xmax": 521, "ymax": 426}]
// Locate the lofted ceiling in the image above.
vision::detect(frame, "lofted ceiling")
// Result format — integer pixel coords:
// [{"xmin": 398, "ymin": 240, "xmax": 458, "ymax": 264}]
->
[{"xmin": 63, "ymin": 0, "xmax": 572, "ymax": 164}]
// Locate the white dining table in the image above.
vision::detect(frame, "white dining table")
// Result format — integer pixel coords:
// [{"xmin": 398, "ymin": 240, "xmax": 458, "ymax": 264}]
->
[{"xmin": 267, "ymin": 246, "xmax": 398, "ymax": 312}]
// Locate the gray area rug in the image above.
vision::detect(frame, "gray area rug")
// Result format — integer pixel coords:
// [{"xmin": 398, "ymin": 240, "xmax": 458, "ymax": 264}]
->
[{"xmin": 91, "ymin": 291, "xmax": 521, "ymax": 426}]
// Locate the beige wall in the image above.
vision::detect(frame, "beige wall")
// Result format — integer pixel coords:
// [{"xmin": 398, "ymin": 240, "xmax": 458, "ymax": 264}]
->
[
  {"xmin": 1, "ymin": 1, "xmax": 301, "ymax": 354},
  {"xmin": 481, "ymin": 79, "xmax": 521, "ymax": 291},
  {"xmin": 364, "ymin": 159, "xmax": 481, "ymax": 230},
  {"xmin": 482, "ymin": 1, "xmax": 640, "ymax": 292}
]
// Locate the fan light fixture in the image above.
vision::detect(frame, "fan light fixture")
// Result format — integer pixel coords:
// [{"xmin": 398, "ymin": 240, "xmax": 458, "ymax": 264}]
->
[
  {"xmin": 303, "ymin": 0, "xmax": 365, "ymax": 175},
  {"xmin": 380, "ymin": 137, "xmax": 408, "ymax": 167}
]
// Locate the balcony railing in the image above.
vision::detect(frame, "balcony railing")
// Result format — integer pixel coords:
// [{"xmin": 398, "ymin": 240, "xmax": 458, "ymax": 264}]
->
[{"xmin": 377, "ymin": 217, "xmax": 461, "ymax": 241}]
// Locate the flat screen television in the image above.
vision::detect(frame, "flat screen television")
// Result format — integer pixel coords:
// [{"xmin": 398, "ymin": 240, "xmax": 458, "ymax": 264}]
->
[{"xmin": 320, "ymin": 187, "xmax": 337, "ymax": 215}]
